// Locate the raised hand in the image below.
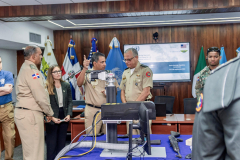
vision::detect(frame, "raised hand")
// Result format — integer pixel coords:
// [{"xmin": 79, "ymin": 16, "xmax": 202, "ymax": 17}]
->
[{"xmin": 83, "ymin": 55, "xmax": 90, "ymax": 69}]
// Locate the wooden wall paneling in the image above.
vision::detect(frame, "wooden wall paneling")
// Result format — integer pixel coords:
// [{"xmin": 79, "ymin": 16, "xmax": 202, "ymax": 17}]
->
[
  {"xmin": 2, "ymin": 0, "xmax": 240, "ymax": 18},
  {"xmin": 41, "ymin": 24, "xmax": 240, "ymax": 113}
]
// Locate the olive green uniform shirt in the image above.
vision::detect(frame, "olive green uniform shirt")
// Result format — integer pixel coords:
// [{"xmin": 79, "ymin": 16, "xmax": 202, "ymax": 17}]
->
[
  {"xmin": 195, "ymin": 66, "xmax": 211, "ymax": 98},
  {"xmin": 119, "ymin": 62, "xmax": 153, "ymax": 101}
]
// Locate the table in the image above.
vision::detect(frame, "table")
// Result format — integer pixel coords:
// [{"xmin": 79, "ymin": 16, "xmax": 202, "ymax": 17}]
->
[
  {"xmin": 62, "ymin": 134, "xmax": 192, "ymax": 160},
  {"xmin": 70, "ymin": 114, "xmax": 195, "ymax": 142},
  {"xmin": 175, "ymin": 114, "xmax": 195, "ymax": 135}
]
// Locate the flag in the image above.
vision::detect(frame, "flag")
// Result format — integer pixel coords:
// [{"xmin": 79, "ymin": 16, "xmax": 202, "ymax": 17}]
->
[
  {"xmin": 40, "ymin": 39, "xmax": 58, "ymax": 79},
  {"xmin": 105, "ymin": 37, "xmax": 127, "ymax": 103},
  {"xmin": 61, "ymin": 39, "xmax": 83, "ymax": 100},
  {"xmin": 87, "ymin": 38, "xmax": 98, "ymax": 69},
  {"xmin": 192, "ymin": 46, "xmax": 207, "ymax": 98},
  {"xmin": 220, "ymin": 47, "xmax": 227, "ymax": 64}
]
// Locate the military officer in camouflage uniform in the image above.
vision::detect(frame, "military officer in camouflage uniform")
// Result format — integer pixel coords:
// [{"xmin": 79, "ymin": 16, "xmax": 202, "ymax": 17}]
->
[
  {"xmin": 120, "ymin": 48, "xmax": 153, "ymax": 135},
  {"xmin": 195, "ymin": 47, "xmax": 222, "ymax": 97},
  {"xmin": 192, "ymin": 47, "xmax": 222, "ymax": 159}
]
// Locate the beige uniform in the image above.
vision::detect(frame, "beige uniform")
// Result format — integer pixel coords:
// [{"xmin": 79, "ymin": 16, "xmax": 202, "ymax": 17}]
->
[
  {"xmin": 15, "ymin": 60, "xmax": 53, "ymax": 160},
  {"xmin": 120, "ymin": 62, "xmax": 153, "ymax": 135},
  {"xmin": 83, "ymin": 71, "xmax": 119, "ymax": 134}
]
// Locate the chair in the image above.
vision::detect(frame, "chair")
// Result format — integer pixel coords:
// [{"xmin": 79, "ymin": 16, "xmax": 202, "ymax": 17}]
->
[
  {"xmin": 154, "ymin": 96, "xmax": 175, "ymax": 114},
  {"xmin": 72, "ymin": 100, "xmax": 86, "ymax": 106},
  {"xmin": 183, "ymin": 98, "xmax": 197, "ymax": 114}
]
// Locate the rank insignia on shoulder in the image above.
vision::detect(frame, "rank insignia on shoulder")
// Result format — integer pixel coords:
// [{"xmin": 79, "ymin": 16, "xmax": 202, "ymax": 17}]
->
[
  {"xmin": 140, "ymin": 64, "xmax": 148, "ymax": 68},
  {"xmin": 196, "ymin": 93, "xmax": 203, "ymax": 112},
  {"xmin": 146, "ymin": 71, "xmax": 151, "ymax": 77},
  {"xmin": 30, "ymin": 64, "xmax": 38, "ymax": 70}
]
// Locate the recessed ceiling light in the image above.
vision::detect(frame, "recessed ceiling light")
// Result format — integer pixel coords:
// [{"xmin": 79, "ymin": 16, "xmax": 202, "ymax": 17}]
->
[{"xmin": 22, "ymin": 47, "xmax": 25, "ymax": 49}]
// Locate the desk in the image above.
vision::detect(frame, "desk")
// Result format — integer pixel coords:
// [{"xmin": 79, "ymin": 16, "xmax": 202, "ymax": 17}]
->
[
  {"xmin": 70, "ymin": 114, "xmax": 181, "ymax": 142},
  {"xmin": 175, "ymin": 114, "xmax": 195, "ymax": 135},
  {"xmin": 63, "ymin": 134, "xmax": 192, "ymax": 160}
]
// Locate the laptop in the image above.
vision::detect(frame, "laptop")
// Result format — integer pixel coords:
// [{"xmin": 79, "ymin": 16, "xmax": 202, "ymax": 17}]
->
[{"xmin": 155, "ymin": 103, "xmax": 166, "ymax": 117}]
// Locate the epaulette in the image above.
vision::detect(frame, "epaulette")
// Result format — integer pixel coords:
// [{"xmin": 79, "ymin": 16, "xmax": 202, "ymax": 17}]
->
[
  {"xmin": 124, "ymin": 68, "xmax": 129, "ymax": 70},
  {"xmin": 30, "ymin": 64, "xmax": 38, "ymax": 70},
  {"xmin": 140, "ymin": 64, "xmax": 148, "ymax": 68},
  {"xmin": 200, "ymin": 66, "xmax": 208, "ymax": 74},
  {"xmin": 211, "ymin": 57, "xmax": 240, "ymax": 74}
]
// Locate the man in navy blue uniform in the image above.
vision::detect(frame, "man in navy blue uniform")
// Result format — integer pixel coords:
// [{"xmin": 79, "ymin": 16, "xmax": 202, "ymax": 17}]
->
[{"xmin": 0, "ymin": 56, "xmax": 15, "ymax": 160}]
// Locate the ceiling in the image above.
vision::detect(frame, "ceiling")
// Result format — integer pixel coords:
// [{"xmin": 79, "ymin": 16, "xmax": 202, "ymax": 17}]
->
[
  {"xmin": 32, "ymin": 12, "xmax": 240, "ymax": 30},
  {"xmin": 0, "ymin": 0, "xmax": 120, "ymax": 6}
]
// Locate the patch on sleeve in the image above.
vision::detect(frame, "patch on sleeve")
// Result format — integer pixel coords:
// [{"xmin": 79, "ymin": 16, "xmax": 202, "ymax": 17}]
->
[
  {"xmin": 32, "ymin": 73, "xmax": 40, "ymax": 79},
  {"xmin": 146, "ymin": 71, "xmax": 151, "ymax": 77},
  {"xmin": 196, "ymin": 93, "xmax": 203, "ymax": 112}
]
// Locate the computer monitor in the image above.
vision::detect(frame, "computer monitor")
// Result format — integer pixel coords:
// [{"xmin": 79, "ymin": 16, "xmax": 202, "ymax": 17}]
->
[{"xmin": 138, "ymin": 103, "xmax": 151, "ymax": 155}]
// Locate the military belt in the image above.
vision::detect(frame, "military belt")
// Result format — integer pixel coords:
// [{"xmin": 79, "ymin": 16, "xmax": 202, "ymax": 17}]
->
[
  {"xmin": 16, "ymin": 107, "xmax": 30, "ymax": 110},
  {"xmin": 87, "ymin": 104, "xmax": 101, "ymax": 109}
]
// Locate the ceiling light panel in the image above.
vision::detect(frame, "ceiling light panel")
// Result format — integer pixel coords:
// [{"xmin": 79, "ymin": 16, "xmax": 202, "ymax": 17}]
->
[
  {"xmin": 37, "ymin": 0, "xmax": 72, "ymax": 5},
  {"xmin": 1, "ymin": 0, "xmax": 41, "ymax": 6},
  {"xmin": 72, "ymin": 0, "xmax": 105, "ymax": 3}
]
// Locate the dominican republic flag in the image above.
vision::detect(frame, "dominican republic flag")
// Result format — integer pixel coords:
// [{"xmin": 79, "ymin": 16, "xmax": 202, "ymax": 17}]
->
[
  {"xmin": 61, "ymin": 39, "xmax": 83, "ymax": 100},
  {"xmin": 32, "ymin": 73, "xmax": 40, "ymax": 79}
]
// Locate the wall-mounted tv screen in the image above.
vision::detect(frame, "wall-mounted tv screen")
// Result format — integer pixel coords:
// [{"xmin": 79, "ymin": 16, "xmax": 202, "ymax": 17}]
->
[{"xmin": 124, "ymin": 43, "xmax": 191, "ymax": 82}]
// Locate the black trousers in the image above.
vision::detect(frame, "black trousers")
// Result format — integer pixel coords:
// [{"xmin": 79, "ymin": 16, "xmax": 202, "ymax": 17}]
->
[{"xmin": 45, "ymin": 107, "xmax": 69, "ymax": 160}]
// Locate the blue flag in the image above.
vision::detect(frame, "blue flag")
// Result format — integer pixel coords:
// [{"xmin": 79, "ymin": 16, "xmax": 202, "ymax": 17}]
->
[
  {"xmin": 220, "ymin": 47, "xmax": 227, "ymax": 64},
  {"xmin": 106, "ymin": 37, "xmax": 127, "ymax": 103},
  {"xmin": 87, "ymin": 38, "xmax": 98, "ymax": 69}
]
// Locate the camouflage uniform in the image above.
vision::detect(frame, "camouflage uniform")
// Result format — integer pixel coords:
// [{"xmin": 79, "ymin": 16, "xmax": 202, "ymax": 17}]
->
[{"xmin": 195, "ymin": 66, "xmax": 211, "ymax": 98}]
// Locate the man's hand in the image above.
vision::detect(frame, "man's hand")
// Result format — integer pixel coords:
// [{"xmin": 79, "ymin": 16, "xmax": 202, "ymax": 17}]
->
[
  {"xmin": 101, "ymin": 90, "xmax": 106, "ymax": 97},
  {"xmin": 0, "ymin": 84, "xmax": 13, "ymax": 96},
  {"xmin": 46, "ymin": 116, "xmax": 52, "ymax": 122},
  {"xmin": 83, "ymin": 55, "xmax": 91, "ymax": 69},
  {"xmin": 5, "ymin": 85, "xmax": 13, "ymax": 93}
]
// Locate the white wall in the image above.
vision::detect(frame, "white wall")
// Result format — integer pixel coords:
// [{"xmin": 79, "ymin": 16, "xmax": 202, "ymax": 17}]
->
[
  {"xmin": 0, "ymin": 21, "xmax": 54, "ymax": 49},
  {"xmin": 0, "ymin": 48, "xmax": 17, "ymax": 103}
]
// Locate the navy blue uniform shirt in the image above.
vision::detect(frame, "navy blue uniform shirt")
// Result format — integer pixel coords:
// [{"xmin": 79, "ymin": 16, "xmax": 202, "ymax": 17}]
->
[{"xmin": 0, "ymin": 70, "xmax": 14, "ymax": 105}]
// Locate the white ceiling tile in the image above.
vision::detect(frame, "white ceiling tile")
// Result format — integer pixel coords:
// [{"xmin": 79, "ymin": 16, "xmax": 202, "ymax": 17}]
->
[
  {"xmin": 37, "ymin": 0, "xmax": 72, "ymax": 5},
  {"xmin": 0, "ymin": 1, "xmax": 10, "ymax": 6},
  {"xmin": 1, "ymin": 0, "xmax": 41, "ymax": 6}
]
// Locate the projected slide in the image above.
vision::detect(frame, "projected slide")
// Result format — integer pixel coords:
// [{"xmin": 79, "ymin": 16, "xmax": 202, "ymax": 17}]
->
[{"xmin": 124, "ymin": 43, "xmax": 190, "ymax": 82}]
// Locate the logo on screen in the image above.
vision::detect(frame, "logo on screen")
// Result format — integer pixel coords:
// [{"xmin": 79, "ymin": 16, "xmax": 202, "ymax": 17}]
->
[
  {"xmin": 132, "ymin": 46, "xmax": 140, "ymax": 52},
  {"xmin": 181, "ymin": 50, "xmax": 188, "ymax": 53}
]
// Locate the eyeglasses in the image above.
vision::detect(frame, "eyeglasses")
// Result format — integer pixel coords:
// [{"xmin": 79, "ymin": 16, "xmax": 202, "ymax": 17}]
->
[
  {"xmin": 52, "ymin": 70, "xmax": 62, "ymax": 74},
  {"xmin": 207, "ymin": 47, "xmax": 220, "ymax": 53},
  {"xmin": 123, "ymin": 56, "xmax": 135, "ymax": 63}
]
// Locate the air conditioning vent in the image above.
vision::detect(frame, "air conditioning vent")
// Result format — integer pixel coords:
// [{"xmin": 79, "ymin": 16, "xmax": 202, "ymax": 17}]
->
[{"xmin": 29, "ymin": 32, "xmax": 41, "ymax": 44}]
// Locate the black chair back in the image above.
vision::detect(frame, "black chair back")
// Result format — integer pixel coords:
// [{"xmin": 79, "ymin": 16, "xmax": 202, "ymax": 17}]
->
[
  {"xmin": 183, "ymin": 98, "xmax": 197, "ymax": 114},
  {"xmin": 72, "ymin": 100, "xmax": 86, "ymax": 106},
  {"xmin": 154, "ymin": 96, "xmax": 175, "ymax": 114}
]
